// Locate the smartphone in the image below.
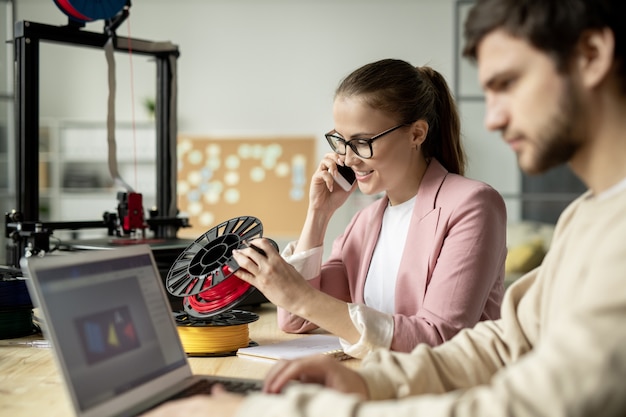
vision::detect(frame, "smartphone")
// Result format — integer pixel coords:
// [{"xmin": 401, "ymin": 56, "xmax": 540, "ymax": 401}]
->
[{"xmin": 333, "ymin": 163, "xmax": 356, "ymax": 191}]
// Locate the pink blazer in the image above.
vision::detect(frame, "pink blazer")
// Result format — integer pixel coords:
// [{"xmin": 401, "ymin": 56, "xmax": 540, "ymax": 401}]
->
[{"xmin": 278, "ymin": 159, "xmax": 507, "ymax": 352}]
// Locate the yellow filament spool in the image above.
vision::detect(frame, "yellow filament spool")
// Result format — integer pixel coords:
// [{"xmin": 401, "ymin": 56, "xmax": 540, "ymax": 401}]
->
[
  {"xmin": 177, "ymin": 324, "xmax": 251, "ymax": 355},
  {"xmin": 174, "ymin": 310, "xmax": 259, "ymax": 356}
]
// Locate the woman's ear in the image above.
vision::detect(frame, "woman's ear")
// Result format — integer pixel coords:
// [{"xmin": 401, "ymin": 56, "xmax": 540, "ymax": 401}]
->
[
  {"xmin": 411, "ymin": 120, "xmax": 429, "ymax": 147},
  {"xmin": 576, "ymin": 27, "xmax": 615, "ymax": 89}
]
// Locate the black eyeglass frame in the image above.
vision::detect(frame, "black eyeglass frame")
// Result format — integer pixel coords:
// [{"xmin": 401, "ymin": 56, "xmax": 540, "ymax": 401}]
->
[{"xmin": 324, "ymin": 123, "xmax": 409, "ymax": 159}]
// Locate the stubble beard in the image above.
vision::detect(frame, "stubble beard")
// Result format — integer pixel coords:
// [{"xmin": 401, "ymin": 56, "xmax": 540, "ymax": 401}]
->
[{"xmin": 519, "ymin": 77, "xmax": 584, "ymax": 176}]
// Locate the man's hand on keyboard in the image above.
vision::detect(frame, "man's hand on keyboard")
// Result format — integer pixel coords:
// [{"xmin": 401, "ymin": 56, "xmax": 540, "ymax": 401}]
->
[{"xmin": 263, "ymin": 355, "xmax": 368, "ymax": 399}]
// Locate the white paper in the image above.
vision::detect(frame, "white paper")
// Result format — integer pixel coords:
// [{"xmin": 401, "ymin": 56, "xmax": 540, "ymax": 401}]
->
[{"xmin": 237, "ymin": 334, "xmax": 348, "ymax": 361}]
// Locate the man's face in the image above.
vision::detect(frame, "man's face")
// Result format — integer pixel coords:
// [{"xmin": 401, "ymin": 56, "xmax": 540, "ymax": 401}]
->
[{"xmin": 476, "ymin": 29, "xmax": 585, "ymax": 175}]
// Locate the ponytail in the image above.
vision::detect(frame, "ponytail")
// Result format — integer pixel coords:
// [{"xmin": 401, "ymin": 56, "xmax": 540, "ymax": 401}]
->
[{"xmin": 417, "ymin": 66, "xmax": 466, "ymax": 175}]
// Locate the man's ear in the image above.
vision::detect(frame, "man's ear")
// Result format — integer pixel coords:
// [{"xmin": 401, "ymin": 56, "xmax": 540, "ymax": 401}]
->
[
  {"xmin": 411, "ymin": 120, "xmax": 429, "ymax": 147},
  {"xmin": 576, "ymin": 27, "xmax": 615, "ymax": 89}
]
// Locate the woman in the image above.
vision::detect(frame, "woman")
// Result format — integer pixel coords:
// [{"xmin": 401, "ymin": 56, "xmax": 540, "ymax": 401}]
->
[{"xmin": 233, "ymin": 59, "xmax": 507, "ymax": 358}]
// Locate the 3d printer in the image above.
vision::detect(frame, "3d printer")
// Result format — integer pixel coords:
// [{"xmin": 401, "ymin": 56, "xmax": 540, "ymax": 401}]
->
[{"xmin": 3, "ymin": 1, "xmax": 192, "ymax": 307}]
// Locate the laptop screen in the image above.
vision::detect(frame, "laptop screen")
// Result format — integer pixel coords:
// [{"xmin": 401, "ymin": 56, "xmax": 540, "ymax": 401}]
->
[{"xmin": 31, "ymin": 249, "xmax": 187, "ymax": 411}]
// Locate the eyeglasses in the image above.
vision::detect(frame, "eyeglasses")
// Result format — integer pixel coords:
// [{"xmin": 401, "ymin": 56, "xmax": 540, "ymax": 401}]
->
[{"xmin": 324, "ymin": 124, "xmax": 408, "ymax": 159}]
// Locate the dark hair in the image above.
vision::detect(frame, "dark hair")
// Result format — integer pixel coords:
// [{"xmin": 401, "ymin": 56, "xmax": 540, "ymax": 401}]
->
[
  {"xmin": 463, "ymin": 0, "xmax": 626, "ymax": 84},
  {"xmin": 335, "ymin": 59, "xmax": 466, "ymax": 176}
]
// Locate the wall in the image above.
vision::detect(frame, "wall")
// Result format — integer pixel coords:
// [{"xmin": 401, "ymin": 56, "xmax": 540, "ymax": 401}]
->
[
  {"xmin": 16, "ymin": 0, "xmax": 456, "ymax": 135},
  {"xmin": 12, "ymin": 0, "xmax": 517, "ymax": 257}
]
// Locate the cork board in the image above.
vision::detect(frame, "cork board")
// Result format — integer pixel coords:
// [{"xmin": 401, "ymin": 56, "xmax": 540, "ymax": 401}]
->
[{"xmin": 177, "ymin": 136, "xmax": 316, "ymax": 240}]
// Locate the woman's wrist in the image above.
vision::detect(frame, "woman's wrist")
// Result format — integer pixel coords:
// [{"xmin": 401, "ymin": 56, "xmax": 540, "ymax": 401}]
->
[{"xmin": 296, "ymin": 210, "xmax": 332, "ymax": 251}]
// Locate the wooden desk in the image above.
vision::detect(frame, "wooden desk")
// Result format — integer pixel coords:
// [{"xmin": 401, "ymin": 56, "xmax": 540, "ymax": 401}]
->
[{"xmin": 0, "ymin": 304, "xmax": 358, "ymax": 417}]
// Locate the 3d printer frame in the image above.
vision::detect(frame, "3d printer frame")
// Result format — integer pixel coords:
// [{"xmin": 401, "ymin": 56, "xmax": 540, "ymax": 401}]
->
[{"xmin": 5, "ymin": 20, "xmax": 186, "ymax": 267}]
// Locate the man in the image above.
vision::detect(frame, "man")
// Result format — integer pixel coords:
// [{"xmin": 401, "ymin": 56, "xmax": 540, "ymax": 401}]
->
[{"xmin": 144, "ymin": 0, "xmax": 626, "ymax": 415}]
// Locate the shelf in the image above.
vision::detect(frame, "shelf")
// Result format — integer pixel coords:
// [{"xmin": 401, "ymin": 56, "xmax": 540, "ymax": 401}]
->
[{"xmin": 37, "ymin": 120, "xmax": 157, "ymax": 238}]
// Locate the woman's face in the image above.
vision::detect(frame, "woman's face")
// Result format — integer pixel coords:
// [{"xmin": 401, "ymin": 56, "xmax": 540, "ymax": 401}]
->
[{"xmin": 332, "ymin": 95, "xmax": 425, "ymax": 204}]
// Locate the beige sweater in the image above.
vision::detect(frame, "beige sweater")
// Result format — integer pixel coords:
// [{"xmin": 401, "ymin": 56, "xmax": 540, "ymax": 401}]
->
[{"xmin": 236, "ymin": 189, "xmax": 626, "ymax": 417}]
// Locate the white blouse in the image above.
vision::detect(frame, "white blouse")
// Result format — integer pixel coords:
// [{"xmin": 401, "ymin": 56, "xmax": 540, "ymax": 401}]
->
[{"xmin": 363, "ymin": 196, "xmax": 415, "ymax": 314}]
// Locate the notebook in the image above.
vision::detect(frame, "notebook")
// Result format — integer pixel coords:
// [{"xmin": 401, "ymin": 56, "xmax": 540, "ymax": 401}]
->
[
  {"xmin": 237, "ymin": 334, "xmax": 350, "ymax": 363},
  {"xmin": 21, "ymin": 245, "xmax": 263, "ymax": 417}
]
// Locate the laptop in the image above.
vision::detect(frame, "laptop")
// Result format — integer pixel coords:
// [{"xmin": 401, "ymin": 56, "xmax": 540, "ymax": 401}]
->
[{"xmin": 21, "ymin": 244, "xmax": 263, "ymax": 417}]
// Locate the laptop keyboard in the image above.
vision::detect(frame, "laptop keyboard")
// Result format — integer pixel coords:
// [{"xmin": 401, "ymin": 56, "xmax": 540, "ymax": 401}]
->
[
  {"xmin": 141, "ymin": 378, "xmax": 261, "ymax": 415},
  {"xmin": 170, "ymin": 378, "xmax": 261, "ymax": 400}
]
